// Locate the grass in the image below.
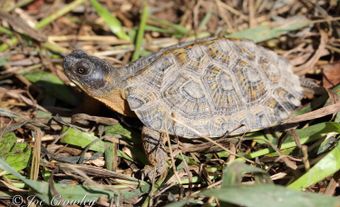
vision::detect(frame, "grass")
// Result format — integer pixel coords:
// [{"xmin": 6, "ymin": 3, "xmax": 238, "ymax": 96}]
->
[{"xmin": 0, "ymin": 1, "xmax": 339, "ymax": 206}]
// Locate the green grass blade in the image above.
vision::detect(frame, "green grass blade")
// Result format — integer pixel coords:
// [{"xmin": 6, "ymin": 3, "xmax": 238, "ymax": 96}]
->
[
  {"xmin": 165, "ymin": 200, "xmax": 203, "ymax": 207},
  {"xmin": 61, "ymin": 127, "xmax": 106, "ymax": 153},
  {"xmin": 0, "ymin": 0, "xmax": 85, "ymax": 52},
  {"xmin": 288, "ymin": 142, "xmax": 340, "ymax": 190},
  {"xmin": 226, "ymin": 16, "xmax": 311, "ymax": 43},
  {"xmin": 104, "ymin": 124, "xmax": 132, "ymax": 140},
  {"xmin": 0, "ymin": 158, "xmax": 150, "ymax": 204},
  {"xmin": 42, "ymin": 41, "xmax": 69, "ymax": 54},
  {"xmin": 0, "ymin": 36, "xmax": 18, "ymax": 52},
  {"xmin": 203, "ymin": 184, "xmax": 340, "ymax": 207},
  {"xmin": 23, "ymin": 71, "xmax": 79, "ymax": 106},
  {"xmin": 132, "ymin": 2, "xmax": 149, "ymax": 61},
  {"xmin": 104, "ymin": 142, "xmax": 115, "ymax": 170},
  {"xmin": 148, "ymin": 16, "xmax": 188, "ymax": 36},
  {"xmin": 104, "ymin": 125, "xmax": 147, "ymax": 164},
  {"xmin": 90, "ymin": 0, "xmax": 130, "ymax": 41},
  {"xmin": 36, "ymin": 0, "xmax": 85, "ymax": 29},
  {"xmin": 246, "ymin": 122, "xmax": 340, "ymax": 159},
  {"xmin": 61, "ymin": 127, "xmax": 135, "ymax": 162},
  {"xmin": 222, "ymin": 161, "xmax": 270, "ymax": 187},
  {"xmin": 0, "ymin": 25, "xmax": 13, "ymax": 35},
  {"xmin": 0, "ymin": 158, "xmax": 47, "ymax": 194}
]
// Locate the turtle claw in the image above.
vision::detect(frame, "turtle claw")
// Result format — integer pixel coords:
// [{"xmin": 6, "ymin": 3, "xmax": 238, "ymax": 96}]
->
[
  {"xmin": 142, "ymin": 164, "xmax": 168, "ymax": 182},
  {"xmin": 142, "ymin": 165, "xmax": 158, "ymax": 181}
]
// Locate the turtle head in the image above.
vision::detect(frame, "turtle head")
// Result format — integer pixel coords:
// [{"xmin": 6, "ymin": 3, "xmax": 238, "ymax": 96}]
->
[
  {"xmin": 63, "ymin": 50, "xmax": 122, "ymax": 97},
  {"xmin": 63, "ymin": 50, "xmax": 133, "ymax": 116}
]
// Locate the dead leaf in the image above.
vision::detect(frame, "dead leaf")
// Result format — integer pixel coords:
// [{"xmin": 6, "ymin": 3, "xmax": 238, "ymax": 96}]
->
[
  {"xmin": 0, "ymin": 11, "xmax": 46, "ymax": 42},
  {"xmin": 285, "ymin": 101, "xmax": 340, "ymax": 124},
  {"xmin": 322, "ymin": 62, "xmax": 340, "ymax": 89}
]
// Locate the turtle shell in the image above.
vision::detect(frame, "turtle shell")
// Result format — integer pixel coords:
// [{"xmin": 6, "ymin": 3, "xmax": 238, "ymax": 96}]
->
[{"xmin": 125, "ymin": 38, "xmax": 303, "ymax": 138}]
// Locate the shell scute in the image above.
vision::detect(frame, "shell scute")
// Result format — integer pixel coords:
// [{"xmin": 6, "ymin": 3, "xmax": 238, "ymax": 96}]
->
[{"xmin": 126, "ymin": 38, "xmax": 303, "ymax": 138}]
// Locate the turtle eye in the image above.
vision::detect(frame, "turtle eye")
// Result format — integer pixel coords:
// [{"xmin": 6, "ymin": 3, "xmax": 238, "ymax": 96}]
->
[
  {"xmin": 75, "ymin": 61, "xmax": 91, "ymax": 75},
  {"xmin": 76, "ymin": 67, "xmax": 89, "ymax": 75}
]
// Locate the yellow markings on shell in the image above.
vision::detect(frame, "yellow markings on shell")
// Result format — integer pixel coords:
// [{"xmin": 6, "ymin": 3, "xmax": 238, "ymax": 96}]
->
[
  {"xmin": 172, "ymin": 48, "xmax": 189, "ymax": 65},
  {"xmin": 275, "ymin": 88, "xmax": 288, "ymax": 97},
  {"xmin": 265, "ymin": 97, "xmax": 278, "ymax": 109}
]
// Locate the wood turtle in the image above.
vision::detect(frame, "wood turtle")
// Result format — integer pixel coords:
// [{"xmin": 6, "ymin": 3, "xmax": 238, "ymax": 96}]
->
[{"xmin": 63, "ymin": 37, "xmax": 303, "ymax": 177}]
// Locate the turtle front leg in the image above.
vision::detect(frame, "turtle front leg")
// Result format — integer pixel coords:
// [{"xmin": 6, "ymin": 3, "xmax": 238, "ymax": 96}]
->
[{"xmin": 141, "ymin": 127, "xmax": 168, "ymax": 179}]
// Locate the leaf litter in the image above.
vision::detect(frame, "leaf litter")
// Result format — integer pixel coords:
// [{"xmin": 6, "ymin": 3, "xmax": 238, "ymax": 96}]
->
[{"xmin": 0, "ymin": 0, "xmax": 339, "ymax": 206}]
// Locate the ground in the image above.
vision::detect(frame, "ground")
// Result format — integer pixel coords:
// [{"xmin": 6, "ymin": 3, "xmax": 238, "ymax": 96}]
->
[{"xmin": 0, "ymin": 0, "xmax": 339, "ymax": 207}]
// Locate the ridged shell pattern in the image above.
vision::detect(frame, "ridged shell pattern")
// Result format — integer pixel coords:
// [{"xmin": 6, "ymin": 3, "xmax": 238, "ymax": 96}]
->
[{"xmin": 126, "ymin": 38, "xmax": 303, "ymax": 138}]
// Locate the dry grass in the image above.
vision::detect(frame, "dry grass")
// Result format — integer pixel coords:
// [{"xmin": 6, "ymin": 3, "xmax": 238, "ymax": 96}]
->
[{"xmin": 0, "ymin": 0, "xmax": 339, "ymax": 206}]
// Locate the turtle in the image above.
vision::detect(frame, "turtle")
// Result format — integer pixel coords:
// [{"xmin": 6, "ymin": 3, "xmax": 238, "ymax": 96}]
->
[{"xmin": 63, "ymin": 37, "xmax": 303, "ymax": 177}]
